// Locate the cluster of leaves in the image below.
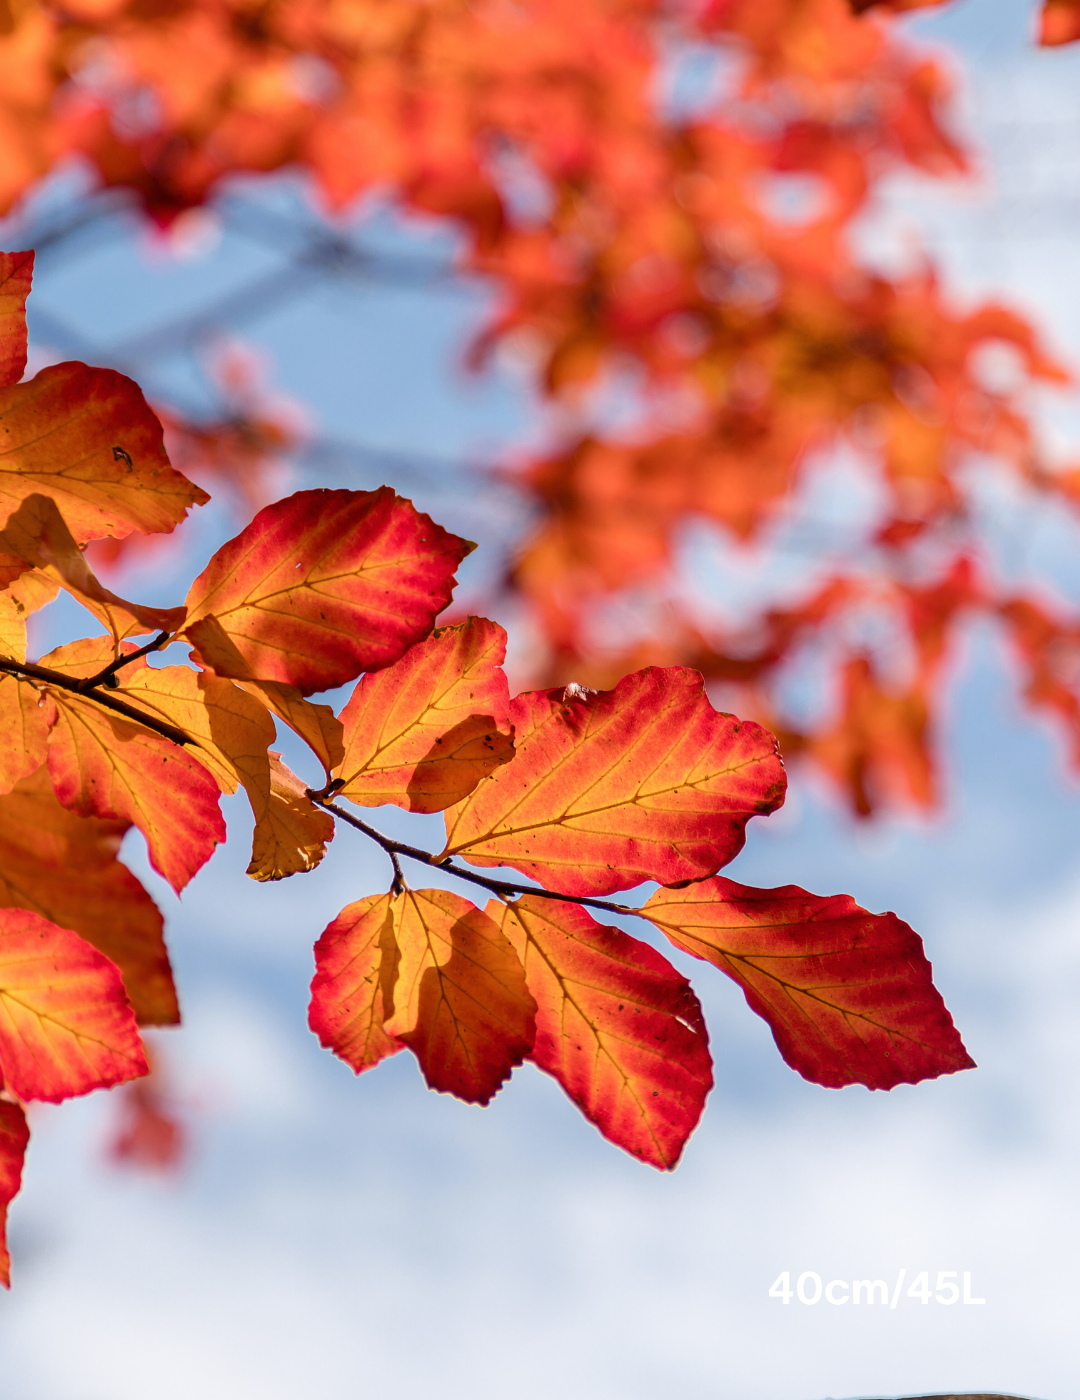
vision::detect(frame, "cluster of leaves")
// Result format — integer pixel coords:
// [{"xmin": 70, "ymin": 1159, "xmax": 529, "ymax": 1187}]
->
[
  {"xmin": 0, "ymin": 252, "xmax": 973, "ymax": 1284},
  {"xmin": 3, "ymin": 0, "xmax": 1080, "ymax": 819}
]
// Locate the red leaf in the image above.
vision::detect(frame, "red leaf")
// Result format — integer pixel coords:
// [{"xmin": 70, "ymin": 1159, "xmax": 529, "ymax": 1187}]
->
[
  {"xmin": 382, "ymin": 888, "xmax": 536, "ymax": 1105},
  {"xmin": 41, "ymin": 640, "xmax": 226, "ymax": 893},
  {"xmin": 0, "ymin": 251, "xmax": 33, "ymax": 390},
  {"xmin": 490, "ymin": 895, "xmax": 713, "ymax": 1169},
  {"xmin": 335, "ymin": 617, "xmax": 515, "ymax": 812},
  {"xmin": 0, "ymin": 908, "xmax": 148, "ymax": 1103},
  {"xmin": 644, "ymin": 877, "xmax": 975, "ymax": 1089},
  {"xmin": 183, "ymin": 487, "xmax": 474, "ymax": 694},
  {"xmin": 308, "ymin": 892, "xmax": 404, "ymax": 1077},
  {"xmin": 443, "ymin": 667, "xmax": 786, "ymax": 896},
  {"xmin": 0, "ymin": 1096, "xmax": 28, "ymax": 1288}
]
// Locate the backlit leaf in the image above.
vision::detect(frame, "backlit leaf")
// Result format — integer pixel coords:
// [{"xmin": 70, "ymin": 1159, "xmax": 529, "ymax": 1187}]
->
[
  {"xmin": 0, "ymin": 907, "xmax": 148, "ymax": 1103},
  {"xmin": 0, "ymin": 589, "xmax": 25, "ymax": 659},
  {"xmin": 381, "ymin": 888, "xmax": 536, "ymax": 1104},
  {"xmin": 308, "ymin": 892, "xmax": 404, "ymax": 1076},
  {"xmin": 490, "ymin": 896, "xmax": 712, "ymax": 1169},
  {"xmin": 234, "ymin": 678, "xmax": 344, "ymax": 780},
  {"xmin": 0, "ymin": 494, "xmax": 186, "ymax": 641},
  {"xmin": 0, "ymin": 363, "xmax": 208, "ymax": 544},
  {"xmin": 0, "ymin": 675, "xmax": 50, "ymax": 797},
  {"xmin": 183, "ymin": 487, "xmax": 474, "ymax": 694},
  {"xmin": 644, "ymin": 876, "xmax": 975, "ymax": 1090},
  {"xmin": 0, "ymin": 766, "xmax": 177, "ymax": 1026},
  {"xmin": 0, "ymin": 1096, "xmax": 28, "ymax": 1288},
  {"xmin": 41, "ymin": 640, "xmax": 225, "ymax": 893},
  {"xmin": 109, "ymin": 655, "xmax": 275, "ymax": 818},
  {"xmin": 247, "ymin": 753, "xmax": 334, "ymax": 881},
  {"xmin": 0, "ymin": 251, "xmax": 32, "ymax": 390},
  {"xmin": 443, "ymin": 667, "xmax": 786, "ymax": 896},
  {"xmin": 336, "ymin": 617, "xmax": 514, "ymax": 813}
]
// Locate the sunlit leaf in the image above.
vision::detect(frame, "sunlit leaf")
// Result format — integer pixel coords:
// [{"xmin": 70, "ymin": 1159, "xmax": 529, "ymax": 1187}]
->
[
  {"xmin": 644, "ymin": 876, "xmax": 975, "ymax": 1090},
  {"xmin": 247, "ymin": 753, "xmax": 334, "ymax": 881},
  {"xmin": 0, "ymin": 766, "xmax": 177, "ymax": 1026},
  {"xmin": 381, "ymin": 888, "xmax": 536, "ymax": 1104},
  {"xmin": 336, "ymin": 617, "xmax": 514, "ymax": 813},
  {"xmin": 490, "ymin": 896, "xmax": 712, "ymax": 1169},
  {"xmin": 0, "ymin": 1096, "xmax": 28, "ymax": 1288},
  {"xmin": 444, "ymin": 667, "xmax": 786, "ymax": 896},
  {"xmin": 0, "ymin": 363, "xmax": 208, "ymax": 544},
  {"xmin": 0, "ymin": 251, "xmax": 32, "ymax": 390},
  {"xmin": 308, "ymin": 892, "xmax": 404, "ymax": 1076},
  {"xmin": 41, "ymin": 639, "xmax": 225, "ymax": 893},
  {"xmin": 183, "ymin": 487, "xmax": 474, "ymax": 694},
  {"xmin": 0, "ymin": 907, "xmax": 148, "ymax": 1103}
]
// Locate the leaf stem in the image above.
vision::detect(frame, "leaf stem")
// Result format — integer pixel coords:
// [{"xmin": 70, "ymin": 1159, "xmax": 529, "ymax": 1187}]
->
[
  {"xmin": 75, "ymin": 631, "xmax": 173, "ymax": 693},
  {"xmin": 311, "ymin": 796, "xmax": 642, "ymax": 921}
]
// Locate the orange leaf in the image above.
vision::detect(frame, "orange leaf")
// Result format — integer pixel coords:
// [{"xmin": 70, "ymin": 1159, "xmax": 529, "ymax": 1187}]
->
[
  {"xmin": 381, "ymin": 888, "xmax": 536, "ymax": 1104},
  {"xmin": 644, "ymin": 876, "xmax": 975, "ymax": 1090},
  {"xmin": 183, "ymin": 487, "xmax": 474, "ymax": 695},
  {"xmin": 0, "ymin": 588, "xmax": 26, "ymax": 659},
  {"xmin": 490, "ymin": 896, "xmax": 712, "ymax": 1170},
  {"xmin": 102, "ymin": 650, "xmax": 275, "ymax": 817},
  {"xmin": 0, "ymin": 907, "xmax": 148, "ymax": 1102},
  {"xmin": 234, "ymin": 679, "xmax": 343, "ymax": 780},
  {"xmin": 0, "ymin": 765, "xmax": 177, "ymax": 1026},
  {"xmin": 0, "ymin": 674, "xmax": 50, "ymax": 796},
  {"xmin": 0, "ymin": 363, "xmax": 208, "ymax": 544},
  {"xmin": 0, "ymin": 1096, "xmax": 28, "ymax": 1288},
  {"xmin": 0, "ymin": 251, "xmax": 32, "ymax": 390},
  {"xmin": 336, "ymin": 617, "xmax": 514, "ymax": 813},
  {"xmin": 0, "ymin": 494, "xmax": 186, "ymax": 640},
  {"xmin": 247, "ymin": 753, "xmax": 334, "ymax": 881},
  {"xmin": 308, "ymin": 892, "xmax": 404, "ymax": 1076},
  {"xmin": 41, "ymin": 640, "xmax": 225, "ymax": 892},
  {"xmin": 443, "ymin": 667, "xmax": 786, "ymax": 896},
  {"xmin": 1039, "ymin": 0, "xmax": 1080, "ymax": 45}
]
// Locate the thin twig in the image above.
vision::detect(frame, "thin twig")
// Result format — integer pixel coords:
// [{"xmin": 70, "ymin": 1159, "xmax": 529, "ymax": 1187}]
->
[
  {"xmin": 312, "ymin": 797, "xmax": 642, "ymax": 921},
  {"xmin": 0, "ymin": 656, "xmax": 193, "ymax": 748},
  {"xmin": 75, "ymin": 631, "xmax": 173, "ymax": 693}
]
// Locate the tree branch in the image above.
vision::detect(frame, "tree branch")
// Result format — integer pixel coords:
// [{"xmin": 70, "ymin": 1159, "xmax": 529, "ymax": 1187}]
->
[
  {"xmin": 0, "ymin": 656, "xmax": 193, "ymax": 748},
  {"xmin": 311, "ymin": 796, "xmax": 643, "ymax": 921},
  {"xmin": 75, "ymin": 631, "xmax": 173, "ymax": 693}
]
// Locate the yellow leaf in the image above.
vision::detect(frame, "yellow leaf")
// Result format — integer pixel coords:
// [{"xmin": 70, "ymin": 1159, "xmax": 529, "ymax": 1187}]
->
[
  {"xmin": 381, "ymin": 888, "xmax": 535, "ymax": 1104},
  {"xmin": 247, "ymin": 753, "xmax": 334, "ymax": 881}
]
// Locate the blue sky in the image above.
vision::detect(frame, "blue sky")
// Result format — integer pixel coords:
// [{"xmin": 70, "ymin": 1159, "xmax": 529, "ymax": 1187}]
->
[{"xmin": 3, "ymin": 2, "xmax": 1080, "ymax": 1397}]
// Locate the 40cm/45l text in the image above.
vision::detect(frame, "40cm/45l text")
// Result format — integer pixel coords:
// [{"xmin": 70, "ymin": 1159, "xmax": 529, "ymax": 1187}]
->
[{"xmin": 769, "ymin": 1270, "xmax": 985, "ymax": 1307}]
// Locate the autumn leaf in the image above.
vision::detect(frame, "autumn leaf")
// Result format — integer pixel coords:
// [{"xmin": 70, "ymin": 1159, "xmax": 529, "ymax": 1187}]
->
[
  {"xmin": 247, "ymin": 753, "xmax": 334, "ymax": 881},
  {"xmin": 183, "ymin": 487, "xmax": 474, "ymax": 694},
  {"xmin": 0, "ymin": 766, "xmax": 177, "ymax": 1026},
  {"xmin": 0, "ymin": 251, "xmax": 32, "ymax": 390},
  {"xmin": 490, "ymin": 896, "xmax": 713, "ymax": 1170},
  {"xmin": 0, "ymin": 675, "xmax": 50, "ymax": 797},
  {"xmin": 234, "ymin": 678, "xmax": 343, "ymax": 780},
  {"xmin": 380, "ymin": 888, "xmax": 536, "ymax": 1104},
  {"xmin": 0, "ymin": 1096, "xmax": 28, "ymax": 1288},
  {"xmin": 644, "ymin": 876, "xmax": 975, "ymax": 1090},
  {"xmin": 0, "ymin": 362, "xmax": 209, "ymax": 544},
  {"xmin": 443, "ymin": 667, "xmax": 786, "ymax": 896},
  {"xmin": 41, "ymin": 639, "xmax": 226, "ymax": 893},
  {"xmin": 308, "ymin": 892, "xmax": 404, "ymax": 1076},
  {"xmin": 105, "ymin": 653, "xmax": 275, "ymax": 819},
  {"xmin": 335, "ymin": 617, "xmax": 515, "ymax": 813},
  {"xmin": 0, "ymin": 588, "xmax": 26, "ymax": 659},
  {"xmin": 0, "ymin": 907, "xmax": 148, "ymax": 1103},
  {"xmin": 0, "ymin": 494, "xmax": 186, "ymax": 640}
]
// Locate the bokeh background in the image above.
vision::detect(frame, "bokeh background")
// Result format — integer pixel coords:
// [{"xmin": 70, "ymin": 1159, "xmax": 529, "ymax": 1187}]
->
[{"xmin": 2, "ymin": 1, "xmax": 1080, "ymax": 1397}]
